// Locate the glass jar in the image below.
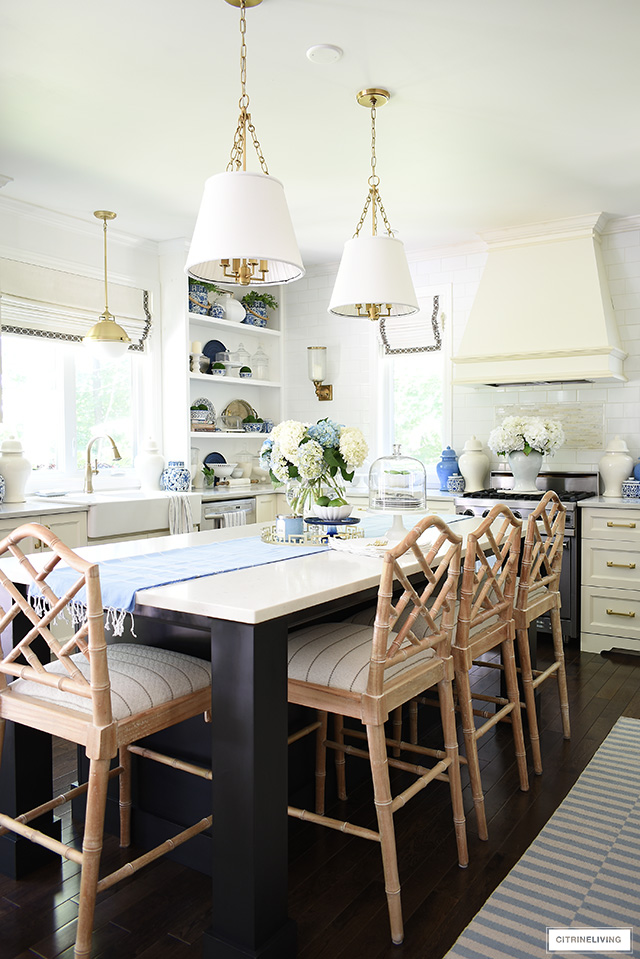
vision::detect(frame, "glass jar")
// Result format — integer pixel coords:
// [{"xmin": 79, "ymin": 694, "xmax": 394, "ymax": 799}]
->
[
  {"xmin": 368, "ymin": 445, "xmax": 426, "ymax": 512},
  {"xmin": 251, "ymin": 346, "xmax": 269, "ymax": 380},
  {"xmin": 234, "ymin": 342, "xmax": 251, "ymax": 369}
]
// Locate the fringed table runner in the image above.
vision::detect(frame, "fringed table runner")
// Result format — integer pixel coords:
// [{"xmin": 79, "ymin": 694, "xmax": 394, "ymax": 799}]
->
[{"xmin": 28, "ymin": 514, "xmax": 466, "ymax": 634}]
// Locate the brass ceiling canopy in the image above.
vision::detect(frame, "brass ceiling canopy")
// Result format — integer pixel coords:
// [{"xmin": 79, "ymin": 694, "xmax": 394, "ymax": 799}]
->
[
  {"xmin": 224, "ymin": 0, "xmax": 263, "ymax": 7},
  {"xmin": 93, "ymin": 210, "xmax": 117, "ymax": 222},
  {"xmin": 356, "ymin": 88, "xmax": 390, "ymax": 109}
]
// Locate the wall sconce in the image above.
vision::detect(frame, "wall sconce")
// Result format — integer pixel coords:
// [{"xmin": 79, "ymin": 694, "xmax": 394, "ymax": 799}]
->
[{"xmin": 307, "ymin": 346, "xmax": 333, "ymax": 401}]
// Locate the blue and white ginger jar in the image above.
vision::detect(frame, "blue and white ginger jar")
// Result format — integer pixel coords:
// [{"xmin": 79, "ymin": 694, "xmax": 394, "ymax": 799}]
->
[
  {"xmin": 160, "ymin": 460, "xmax": 191, "ymax": 492},
  {"xmin": 436, "ymin": 446, "xmax": 459, "ymax": 492}
]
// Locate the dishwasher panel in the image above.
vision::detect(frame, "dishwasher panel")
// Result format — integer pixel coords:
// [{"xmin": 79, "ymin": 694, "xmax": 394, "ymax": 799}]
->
[{"xmin": 200, "ymin": 498, "xmax": 257, "ymax": 529}]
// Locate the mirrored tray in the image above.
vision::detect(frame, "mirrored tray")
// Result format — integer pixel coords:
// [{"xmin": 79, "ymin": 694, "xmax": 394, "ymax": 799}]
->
[{"xmin": 261, "ymin": 524, "xmax": 364, "ymax": 546}]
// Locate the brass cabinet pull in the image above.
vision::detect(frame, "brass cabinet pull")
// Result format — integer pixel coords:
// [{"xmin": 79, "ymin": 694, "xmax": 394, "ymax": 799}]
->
[
  {"xmin": 607, "ymin": 521, "xmax": 636, "ymax": 528},
  {"xmin": 606, "ymin": 561, "xmax": 636, "ymax": 569},
  {"xmin": 606, "ymin": 608, "xmax": 636, "ymax": 618}
]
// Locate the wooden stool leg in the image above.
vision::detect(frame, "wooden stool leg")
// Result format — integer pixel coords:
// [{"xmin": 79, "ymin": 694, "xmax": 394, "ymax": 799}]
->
[
  {"xmin": 550, "ymin": 606, "xmax": 571, "ymax": 740},
  {"xmin": 75, "ymin": 757, "xmax": 110, "ymax": 959},
  {"xmin": 366, "ymin": 722, "xmax": 403, "ymax": 945},
  {"xmin": 119, "ymin": 746, "xmax": 132, "ymax": 847},
  {"xmin": 455, "ymin": 667, "xmax": 488, "ymax": 841},
  {"xmin": 315, "ymin": 711, "xmax": 328, "ymax": 816},
  {"xmin": 409, "ymin": 699, "xmax": 418, "ymax": 745},
  {"xmin": 502, "ymin": 637, "xmax": 529, "ymax": 793},
  {"xmin": 392, "ymin": 705, "xmax": 402, "ymax": 757},
  {"xmin": 334, "ymin": 713, "xmax": 347, "ymax": 801},
  {"xmin": 516, "ymin": 626, "xmax": 543, "ymax": 775},
  {"xmin": 438, "ymin": 677, "xmax": 468, "ymax": 867}
]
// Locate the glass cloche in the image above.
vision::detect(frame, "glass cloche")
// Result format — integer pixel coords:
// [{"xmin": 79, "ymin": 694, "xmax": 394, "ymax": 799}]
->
[{"xmin": 368, "ymin": 445, "xmax": 426, "ymax": 537}]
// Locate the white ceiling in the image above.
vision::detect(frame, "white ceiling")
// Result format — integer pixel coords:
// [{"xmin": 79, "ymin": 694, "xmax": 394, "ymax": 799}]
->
[{"xmin": 2, "ymin": 0, "xmax": 640, "ymax": 265}]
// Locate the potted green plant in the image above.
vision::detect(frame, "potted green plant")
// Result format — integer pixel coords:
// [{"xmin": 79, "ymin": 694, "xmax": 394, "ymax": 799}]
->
[
  {"xmin": 202, "ymin": 465, "xmax": 217, "ymax": 488},
  {"xmin": 239, "ymin": 365, "xmax": 252, "ymax": 379},
  {"xmin": 190, "ymin": 403, "xmax": 209, "ymax": 423},
  {"xmin": 210, "ymin": 361, "xmax": 226, "ymax": 376},
  {"xmin": 241, "ymin": 291, "xmax": 278, "ymax": 327}
]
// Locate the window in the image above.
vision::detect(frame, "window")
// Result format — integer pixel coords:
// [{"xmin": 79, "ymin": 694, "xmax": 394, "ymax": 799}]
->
[
  {"xmin": 381, "ymin": 287, "xmax": 452, "ymax": 477},
  {"xmin": 1, "ymin": 334, "xmax": 141, "ymax": 482}
]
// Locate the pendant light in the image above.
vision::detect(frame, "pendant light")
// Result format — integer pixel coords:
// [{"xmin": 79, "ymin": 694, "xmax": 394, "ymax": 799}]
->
[
  {"xmin": 328, "ymin": 89, "xmax": 418, "ymax": 321},
  {"xmin": 185, "ymin": 0, "xmax": 304, "ymax": 287},
  {"xmin": 83, "ymin": 211, "xmax": 132, "ymax": 359}
]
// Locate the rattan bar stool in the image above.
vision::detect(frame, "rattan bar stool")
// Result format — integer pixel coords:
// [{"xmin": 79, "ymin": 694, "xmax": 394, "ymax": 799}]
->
[
  {"xmin": 449, "ymin": 503, "xmax": 529, "ymax": 840},
  {"xmin": 0, "ymin": 523, "xmax": 213, "ymax": 959},
  {"xmin": 472, "ymin": 491, "xmax": 570, "ymax": 774},
  {"xmin": 287, "ymin": 515, "xmax": 469, "ymax": 946}
]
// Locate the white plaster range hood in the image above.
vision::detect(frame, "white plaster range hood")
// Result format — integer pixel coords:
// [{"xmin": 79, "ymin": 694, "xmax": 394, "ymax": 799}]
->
[{"xmin": 452, "ymin": 214, "xmax": 627, "ymax": 387}]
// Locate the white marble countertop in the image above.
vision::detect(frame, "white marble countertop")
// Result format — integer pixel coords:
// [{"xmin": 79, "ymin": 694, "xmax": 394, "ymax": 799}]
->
[
  {"xmin": 578, "ymin": 496, "xmax": 640, "ymax": 509},
  {"xmin": 2, "ymin": 516, "xmax": 486, "ymax": 626},
  {"xmin": 0, "ymin": 499, "xmax": 90, "ymax": 520}
]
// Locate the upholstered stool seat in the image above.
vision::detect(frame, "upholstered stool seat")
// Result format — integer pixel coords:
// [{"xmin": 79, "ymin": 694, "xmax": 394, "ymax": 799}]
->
[
  {"xmin": 288, "ymin": 622, "xmax": 435, "ymax": 694},
  {"xmin": 9, "ymin": 644, "xmax": 212, "ymax": 720}
]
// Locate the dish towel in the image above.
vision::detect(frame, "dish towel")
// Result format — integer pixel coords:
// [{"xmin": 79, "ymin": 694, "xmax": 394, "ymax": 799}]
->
[
  {"xmin": 168, "ymin": 493, "xmax": 194, "ymax": 535},
  {"xmin": 222, "ymin": 509, "xmax": 249, "ymax": 528}
]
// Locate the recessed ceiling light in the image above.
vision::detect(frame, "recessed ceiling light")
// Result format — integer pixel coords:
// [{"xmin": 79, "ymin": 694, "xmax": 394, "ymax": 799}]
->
[{"xmin": 306, "ymin": 44, "xmax": 343, "ymax": 64}]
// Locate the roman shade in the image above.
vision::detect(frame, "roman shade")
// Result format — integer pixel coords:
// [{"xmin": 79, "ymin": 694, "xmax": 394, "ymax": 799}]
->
[
  {"xmin": 0, "ymin": 258, "xmax": 151, "ymax": 350},
  {"xmin": 379, "ymin": 294, "xmax": 441, "ymax": 354}
]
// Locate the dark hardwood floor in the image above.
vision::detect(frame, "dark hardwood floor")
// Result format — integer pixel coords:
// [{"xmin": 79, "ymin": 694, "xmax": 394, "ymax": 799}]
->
[{"xmin": 2, "ymin": 636, "xmax": 639, "ymax": 959}]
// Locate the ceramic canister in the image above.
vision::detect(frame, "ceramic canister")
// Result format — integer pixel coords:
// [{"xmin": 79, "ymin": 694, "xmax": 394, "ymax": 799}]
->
[
  {"xmin": 134, "ymin": 438, "xmax": 165, "ymax": 491},
  {"xmin": 160, "ymin": 461, "xmax": 191, "ymax": 492},
  {"xmin": 599, "ymin": 436, "xmax": 633, "ymax": 498},
  {"xmin": 457, "ymin": 436, "xmax": 490, "ymax": 493},
  {"xmin": 0, "ymin": 436, "xmax": 30, "ymax": 503}
]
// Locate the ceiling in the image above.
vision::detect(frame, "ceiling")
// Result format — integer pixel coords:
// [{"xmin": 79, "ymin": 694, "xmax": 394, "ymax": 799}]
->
[{"xmin": 2, "ymin": 0, "xmax": 640, "ymax": 265}]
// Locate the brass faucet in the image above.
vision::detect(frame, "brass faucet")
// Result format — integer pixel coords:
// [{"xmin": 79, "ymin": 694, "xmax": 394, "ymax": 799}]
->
[{"xmin": 84, "ymin": 435, "xmax": 122, "ymax": 493}]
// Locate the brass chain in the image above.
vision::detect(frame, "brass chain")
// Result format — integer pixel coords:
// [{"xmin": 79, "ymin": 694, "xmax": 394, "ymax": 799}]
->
[
  {"xmin": 353, "ymin": 97, "xmax": 393, "ymax": 237},
  {"xmin": 226, "ymin": 0, "xmax": 269, "ymax": 175}
]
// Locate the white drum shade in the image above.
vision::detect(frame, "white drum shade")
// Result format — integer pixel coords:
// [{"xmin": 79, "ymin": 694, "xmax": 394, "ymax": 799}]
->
[
  {"xmin": 328, "ymin": 235, "xmax": 418, "ymax": 317},
  {"xmin": 185, "ymin": 171, "xmax": 305, "ymax": 286}
]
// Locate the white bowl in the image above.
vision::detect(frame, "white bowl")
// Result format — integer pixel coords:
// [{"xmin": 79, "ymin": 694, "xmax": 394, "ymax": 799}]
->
[
  {"xmin": 212, "ymin": 463, "xmax": 238, "ymax": 478},
  {"xmin": 312, "ymin": 504, "xmax": 353, "ymax": 521}
]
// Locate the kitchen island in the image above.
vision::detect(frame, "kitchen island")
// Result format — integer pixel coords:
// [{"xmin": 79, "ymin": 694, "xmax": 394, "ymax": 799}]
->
[{"xmin": 0, "ymin": 515, "xmax": 486, "ymax": 959}]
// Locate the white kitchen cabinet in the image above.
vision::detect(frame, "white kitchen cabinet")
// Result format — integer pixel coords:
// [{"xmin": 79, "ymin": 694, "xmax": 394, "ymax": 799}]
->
[
  {"xmin": 159, "ymin": 245, "xmax": 284, "ymax": 478},
  {"xmin": 0, "ymin": 511, "xmax": 87, "ymax": 555},
  {"xmin": 581, "ymin": 505, "xmax": 640, "ymax": 653},
  {"xmin": 255, "ymin": 494, "xmax": 276, "ymax": 524}
]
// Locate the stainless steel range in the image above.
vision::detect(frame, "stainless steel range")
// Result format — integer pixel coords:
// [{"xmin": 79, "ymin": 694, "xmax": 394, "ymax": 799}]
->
[{"xmin": 455, "ymin": 470, "xmax": 599, "ymax": 641}]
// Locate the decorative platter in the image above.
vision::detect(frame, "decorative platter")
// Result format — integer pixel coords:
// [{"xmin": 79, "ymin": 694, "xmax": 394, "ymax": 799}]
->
[
  {"xmin": 204, "ymin": 451, "xmax": 226, "ymax": 466},
  {"xmin": 202, "ymin": 339, "xmax": 226, "ymax": 365},
  {"xmin": 191, "ymin": 396, "xmax": 216, "ymax": 424},
  {"xmin": 222, "ymin": 398, "xmax": 258, "ymax": 421}
]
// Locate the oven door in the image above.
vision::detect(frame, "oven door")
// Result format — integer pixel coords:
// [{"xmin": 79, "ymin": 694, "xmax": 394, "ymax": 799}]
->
[{"xmin": 535, "ymin": 535, "xmax": 577, "ymax": 641}]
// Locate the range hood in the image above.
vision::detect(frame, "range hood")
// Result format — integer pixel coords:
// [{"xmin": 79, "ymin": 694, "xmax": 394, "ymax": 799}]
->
[{"xmin": 452, "ymin": 214, "xmax": 627, "ymax": 387}]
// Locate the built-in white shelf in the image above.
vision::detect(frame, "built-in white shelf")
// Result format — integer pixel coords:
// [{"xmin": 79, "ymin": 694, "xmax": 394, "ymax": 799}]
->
[
  {"xmin": 188, "ymin": 312, "xmax": 281, "ymax": 338},
  {"xmin": 190, "ymin": 431, "xmax": 272, "ymax": 440},
  {"xmin": 189, "ymin": 373, "xmax": 280, "ymax": 388}
]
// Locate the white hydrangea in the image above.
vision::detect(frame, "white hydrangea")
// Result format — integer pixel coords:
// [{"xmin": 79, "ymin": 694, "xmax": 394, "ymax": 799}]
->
[
  {"xmin": 269, "ymin": 449, "xmax": 291, "ymax": 483},
  {"xmin": 294, "ymin": 439, "xmax": 325, "ymax": 480},
  {"xmin": 488, "ymin": 415, "xmax": 565, "ymax": 456},
  {"xmin": 271, "ymin": 420, "xmax": 307, "ymax": 460},
  {"xmin": 339, "ymin": 426, "xmax": 368, "ymax": 469}
]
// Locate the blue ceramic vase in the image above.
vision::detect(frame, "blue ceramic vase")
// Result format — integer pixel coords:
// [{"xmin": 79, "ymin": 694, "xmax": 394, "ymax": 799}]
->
[
  {"xmin": 436, "ymin": 446, "xmax": 459, "ymax": 492},
  {"xmin": 160, "ymin": 461, "xmax": 191, "ymax": 492}
]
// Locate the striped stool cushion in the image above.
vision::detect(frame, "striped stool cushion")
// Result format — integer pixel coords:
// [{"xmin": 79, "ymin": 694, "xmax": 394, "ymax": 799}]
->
[
  {"xmin": 8, "ymin": 644, "xmax": 211, "ymax": 720},
  {"xmin": 288, "ymin": 622, "xmax": 435, "ymax": 695}
]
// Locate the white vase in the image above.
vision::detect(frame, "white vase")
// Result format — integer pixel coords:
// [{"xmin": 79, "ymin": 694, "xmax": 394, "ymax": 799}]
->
[
  {"xmin": 134, "ymin": 438, "xmax": 164, "ymax": 491},
  {"xmin": 0, "ymin": 436, "xmax": 31, "ymax": 503},
  {"xmin": 458, "ymin": 436, "xmax": 489, "ymax": 493},
  {"xmin": 599, "ymin": 436, "xmax": 633, "ymax": 498},
  {"xmin": 508, "ymin": 449, "xmax": 543, "ymax": 493}
]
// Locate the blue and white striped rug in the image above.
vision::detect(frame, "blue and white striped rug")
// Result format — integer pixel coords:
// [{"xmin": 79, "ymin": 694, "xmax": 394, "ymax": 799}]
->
[{"xmin": 444, "ymin": 716, "xmax": 640, "ymax": 958}]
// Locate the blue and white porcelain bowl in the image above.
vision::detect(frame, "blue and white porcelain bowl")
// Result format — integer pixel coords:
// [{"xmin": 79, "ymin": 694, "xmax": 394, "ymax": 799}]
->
[
  {"xmin": 244, "ymin": 423, "xmax": 263, "ymax": 433},
  {"xmin": 239, "ymin": 370, "xmax": 252, "ymax": 379},
  {"xmin": 160, "ymin": 461, "xmax": 191, "ymax": 492},
  {"xmin": 210, "ymin": 367, "xmax": 226, "ymax": 376}
]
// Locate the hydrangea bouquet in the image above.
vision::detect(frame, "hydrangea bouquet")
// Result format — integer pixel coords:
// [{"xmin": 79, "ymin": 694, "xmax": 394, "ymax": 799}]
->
[
  {"xmin": 260, "ymin": 418, "xmax": 368, "ymax": 516},
  {"xmin": 488, "ymin": 415, "xmax": 565, "ymax": 457}
]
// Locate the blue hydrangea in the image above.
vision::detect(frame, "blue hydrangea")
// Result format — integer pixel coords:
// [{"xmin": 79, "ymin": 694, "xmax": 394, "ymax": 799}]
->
[
  {"xmin": 260, "ymin": 438, "xmax": 274, "ymax": 465},
  {"xmin": 307, "ymin": 419, "xmax": 341, "ymax": 449}
]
